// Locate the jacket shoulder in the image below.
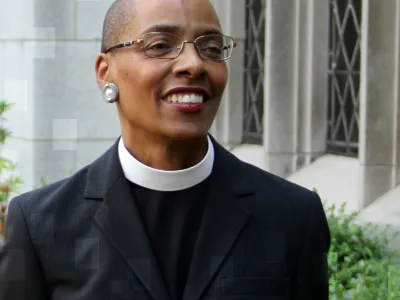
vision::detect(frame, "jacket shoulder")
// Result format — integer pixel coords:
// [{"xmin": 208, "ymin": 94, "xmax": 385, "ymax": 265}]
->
[
  {"xmin": 10, "ymin": 166, "xmax": 90, "ymax": 215},
  {"xmin": 238, "ymin": 159, "xmax": 317, "ymax": 200},
  {"xmin": 236, "ymin": 160, "xmax": 329, "ymax": 246}
]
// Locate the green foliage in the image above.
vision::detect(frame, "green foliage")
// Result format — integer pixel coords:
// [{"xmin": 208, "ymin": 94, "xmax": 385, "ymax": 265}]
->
[
  {"xmin": 39, "ymin": 176, "xmax": 48, "ymax": 188},
  {"xmin": 326, "ymin": 202, "xmax": 400, "ymax": 299},
  {"xmin": 0, "ymin": 100, "xmax": 23, "ymax": 241}
]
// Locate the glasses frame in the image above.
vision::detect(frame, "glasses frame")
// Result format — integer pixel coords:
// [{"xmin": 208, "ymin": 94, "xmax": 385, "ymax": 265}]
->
[{"xmin": 102, "ymin": 32, "xmax": 237, "ymax": 61}]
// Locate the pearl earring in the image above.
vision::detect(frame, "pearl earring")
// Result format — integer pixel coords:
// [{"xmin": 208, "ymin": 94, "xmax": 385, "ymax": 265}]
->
[{"xmin": 103, "ymin": 83, "xmax": 119, "ymax": 103}]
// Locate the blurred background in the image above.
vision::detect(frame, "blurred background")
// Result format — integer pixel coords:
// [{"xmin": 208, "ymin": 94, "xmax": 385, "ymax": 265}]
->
[{"xmin": 1, "ymin": 0, "xmax": 400, "ymax": 297}]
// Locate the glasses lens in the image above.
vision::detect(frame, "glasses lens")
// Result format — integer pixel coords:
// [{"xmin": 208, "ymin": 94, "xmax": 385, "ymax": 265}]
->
[
  {"xmin": 142, "ymin": 33, "xmax": 182, "ymax": 58},
  {"xmin": 196, "ymin": 35, "xmax": 234, "ymax": 60}
]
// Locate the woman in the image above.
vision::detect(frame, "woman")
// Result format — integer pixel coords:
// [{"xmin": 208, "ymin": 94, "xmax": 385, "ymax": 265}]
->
[{"xmin": 0, "ymin": 0, "xmax": 330, "ymax": 299}]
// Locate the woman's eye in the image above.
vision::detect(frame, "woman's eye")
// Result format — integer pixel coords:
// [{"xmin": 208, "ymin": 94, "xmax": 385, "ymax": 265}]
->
[
  {"xmin": 202, "ymin": 46, "xmax": 222, "ymax": 53},
  {"xmin": 148, "ymin": 42, "xmax": 170, "ymax": 49}
]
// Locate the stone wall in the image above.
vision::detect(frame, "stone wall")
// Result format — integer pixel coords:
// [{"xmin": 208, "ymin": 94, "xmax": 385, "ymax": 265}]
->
[{"xmin": 0, "ymin": 0, "xmax": 120, "ymax": 193}]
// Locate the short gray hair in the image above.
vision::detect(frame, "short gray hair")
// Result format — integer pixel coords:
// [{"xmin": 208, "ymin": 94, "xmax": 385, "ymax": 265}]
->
[{"xmin": 101, "ymin": 0, "xmax": 136, "ymax": 53}]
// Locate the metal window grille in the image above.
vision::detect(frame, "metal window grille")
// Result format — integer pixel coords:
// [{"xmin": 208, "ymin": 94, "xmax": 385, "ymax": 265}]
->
[
  {"xmin": 243, "ymin": 0, "xmax": 266, "ymax": 145},
  {"xmin": 327, "ymin": 0, "xmax": 362, "ymax": 157}
]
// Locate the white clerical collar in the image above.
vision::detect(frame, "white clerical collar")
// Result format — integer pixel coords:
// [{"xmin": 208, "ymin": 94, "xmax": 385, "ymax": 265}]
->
[{"xmin": 118, "ymin": 136, "xmax": 214, "ymax": 191}]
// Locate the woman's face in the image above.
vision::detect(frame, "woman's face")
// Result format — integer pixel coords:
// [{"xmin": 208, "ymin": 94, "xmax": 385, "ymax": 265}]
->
[{"xmin": 96, "ymin": 0, "xmax": 228, "ymax": 140}]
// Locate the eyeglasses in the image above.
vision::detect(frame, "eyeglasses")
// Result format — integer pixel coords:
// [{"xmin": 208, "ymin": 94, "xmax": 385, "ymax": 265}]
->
[{"xmin": 103, "ymin": 32, "xmax": 237, "ymax": 61}]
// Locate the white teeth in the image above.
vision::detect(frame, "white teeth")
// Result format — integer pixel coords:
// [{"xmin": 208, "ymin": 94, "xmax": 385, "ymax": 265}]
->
[{"xmin": 166, "ymin": 94, "xmax": 204, "ymax": 103}]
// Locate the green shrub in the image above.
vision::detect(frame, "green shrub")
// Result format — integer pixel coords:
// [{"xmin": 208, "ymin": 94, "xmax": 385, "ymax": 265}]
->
[
  {"xmin": 326, "ymin": 202, "xmax": 400, "ymax": 299},
  {"xmin": 0, "ymin": 100, "xmax": 23, "ymax": 243}
]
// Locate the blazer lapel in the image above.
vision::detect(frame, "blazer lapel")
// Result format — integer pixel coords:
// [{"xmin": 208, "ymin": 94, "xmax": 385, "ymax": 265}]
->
[
  {"xmin": 85, "ymin": 138, "xmax": 170, "ymax": 300},
  {"xmin": 182, "ymin": 140, "xmax": 254, "ymax": 300}
]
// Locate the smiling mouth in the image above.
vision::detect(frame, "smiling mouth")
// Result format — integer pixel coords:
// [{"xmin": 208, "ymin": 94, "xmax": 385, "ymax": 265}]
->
[{"xmin": 164, "ymin": 93, "xmax": 205, "ymax": 104}]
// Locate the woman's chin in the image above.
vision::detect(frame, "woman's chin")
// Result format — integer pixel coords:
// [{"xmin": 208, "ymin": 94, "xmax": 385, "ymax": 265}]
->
[{"xmin": 161, "ymin": 126, "xmax": 210, "ymax": 141}]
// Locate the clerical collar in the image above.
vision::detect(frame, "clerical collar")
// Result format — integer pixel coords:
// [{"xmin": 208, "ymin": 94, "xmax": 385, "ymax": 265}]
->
[{"xmin": 118, "ymin": 136, "xmax": 214, "ymax": 191}]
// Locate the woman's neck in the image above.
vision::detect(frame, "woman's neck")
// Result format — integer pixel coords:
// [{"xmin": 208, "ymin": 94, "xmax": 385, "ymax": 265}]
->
[{"xmin": 121, "ymin": 130, "xmax": 209, "ymax": 171}]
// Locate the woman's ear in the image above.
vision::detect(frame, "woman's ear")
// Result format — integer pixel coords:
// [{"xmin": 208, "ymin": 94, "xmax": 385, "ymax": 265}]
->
[{"xmin": 95, "ymin": 53, "xmax": 111, "ymax": 90}]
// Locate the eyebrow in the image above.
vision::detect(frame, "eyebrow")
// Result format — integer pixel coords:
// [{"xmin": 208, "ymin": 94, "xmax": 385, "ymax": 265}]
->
[
  {"xmin": 141, "ymin": 23, "xmax": 223, "ymax": 36},
  {"xmin": 198, "ymin": 28, "xmax": 223, "ymax": 36}
]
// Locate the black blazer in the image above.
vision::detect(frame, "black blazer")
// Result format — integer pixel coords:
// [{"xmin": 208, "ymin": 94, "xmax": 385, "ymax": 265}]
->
[{"xmin": 0, "ymin": 137, "xmax": 330, "ymax": 300}]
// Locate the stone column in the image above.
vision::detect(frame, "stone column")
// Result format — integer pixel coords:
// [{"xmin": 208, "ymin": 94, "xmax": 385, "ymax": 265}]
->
[
  {"xmin": 297, "ymin": 0, "xmax": 330, "ymax": 167},
  {"xmin": 397, "ymin": 101, "xmax": 400, "ymax": 187},
  {"xmin": 263, "ymin": 0, "xmax": 299, "ymax": 177},
  {"xmin": 359, "ymin": 0, "xmax": 400, "ymax": 207},
  {"xmin": 263, "ymin": 0, "xmax": 330, "ymax": 177},
  {"xmin": 210, "ymin": 0, "xmax": 246, "ymax": 147},
  {"xmin": 0, "ymin": 0, "xmax": 35, "ymax": 191},
  {"xmin": 0, "ymin": 0, "xmax": 120, "ymax": 193}
]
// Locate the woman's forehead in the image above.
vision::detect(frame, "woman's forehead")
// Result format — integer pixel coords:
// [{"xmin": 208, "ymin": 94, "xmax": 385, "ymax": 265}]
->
[
  {"xmin": 130, "ymin": 0, "xmax": 221, "ymax": 36},
  {"xmin": 136, "ymin": 23, "xmax": 223, "ymax": 38}
]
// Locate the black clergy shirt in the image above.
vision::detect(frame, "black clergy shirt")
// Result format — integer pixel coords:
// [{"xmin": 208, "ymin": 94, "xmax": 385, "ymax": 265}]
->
[{"xmin": 128, "ymin": 177, "xmax": 211, "ymax": 300}]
